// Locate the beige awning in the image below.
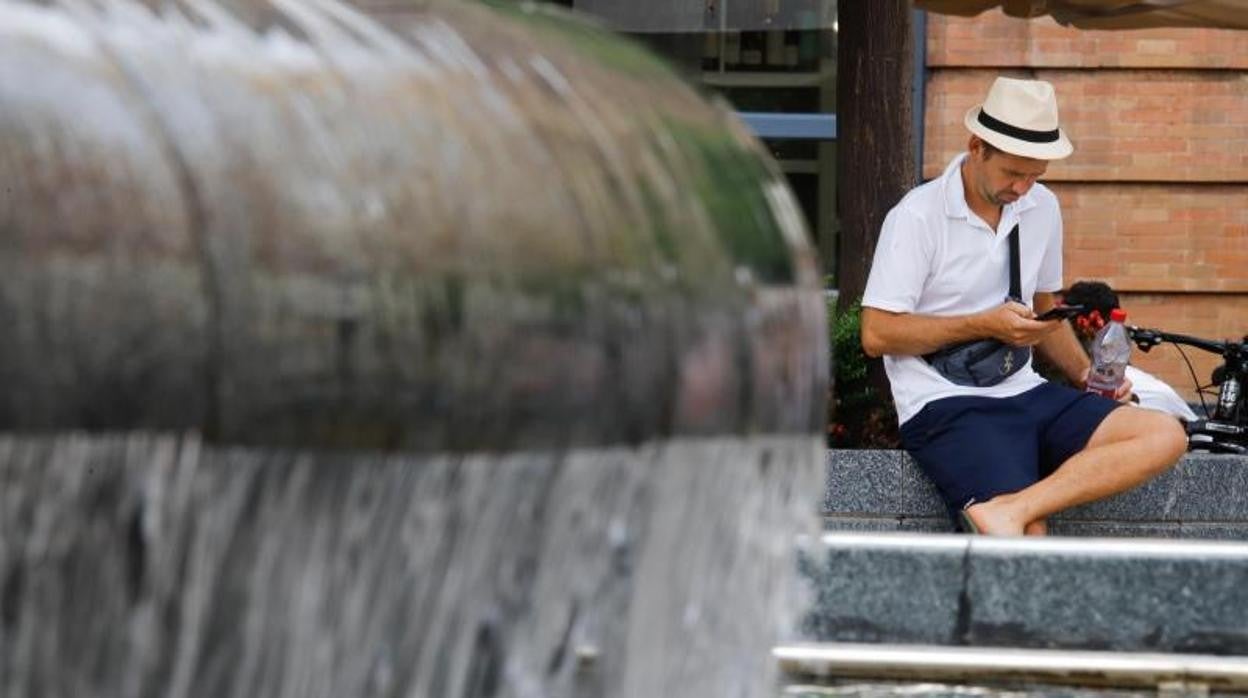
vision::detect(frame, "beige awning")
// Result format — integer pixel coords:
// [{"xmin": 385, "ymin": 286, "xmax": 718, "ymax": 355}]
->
[{"xmin": 914, "ymin": 0, "xmax": 1248, "ymax": 30}]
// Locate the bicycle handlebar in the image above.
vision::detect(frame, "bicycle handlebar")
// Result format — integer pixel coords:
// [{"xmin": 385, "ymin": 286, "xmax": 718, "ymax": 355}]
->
[{"xmin": 1127, "ymin": 326, "xmax": 1234, "ymax": 356}]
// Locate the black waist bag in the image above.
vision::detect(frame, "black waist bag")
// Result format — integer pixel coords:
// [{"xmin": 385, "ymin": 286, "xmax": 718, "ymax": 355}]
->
[
  {"xmin": 923, "ymin": 340, "xmax": 1030, "ymax": 387},
  {"xmin": 923, "ymin": 223, "xmax": 1030, "ymax": 388}
]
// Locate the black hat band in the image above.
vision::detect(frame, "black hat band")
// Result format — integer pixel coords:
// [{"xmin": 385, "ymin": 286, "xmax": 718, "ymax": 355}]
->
[{"xmin": 977, "ymin": 108, "xmax": 1060, "ymax": 144}]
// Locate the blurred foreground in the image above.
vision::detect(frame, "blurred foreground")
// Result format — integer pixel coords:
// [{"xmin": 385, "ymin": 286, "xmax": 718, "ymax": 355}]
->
[{"xmin": 0, "ymin": 1, "xmax": 827, "ymax": 696}]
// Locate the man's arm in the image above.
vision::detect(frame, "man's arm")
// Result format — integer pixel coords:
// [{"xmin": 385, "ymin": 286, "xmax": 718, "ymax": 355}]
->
[
  {"xmin": 1033, "ymin": 291, "xmax": 1133, "ymax": 400},
  {"xmin": 861, "ymin": 301, "xmax": 1058, "ymax": 358},
  {"xmin": 1033, "ymin": 291, "xmax": 1091, "ymax": 385}
]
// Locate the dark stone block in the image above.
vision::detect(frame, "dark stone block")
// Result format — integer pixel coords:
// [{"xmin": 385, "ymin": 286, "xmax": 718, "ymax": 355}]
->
[
  {"xmin": 895, "ymin": 457, "xmax": 948, "ymax": 518},
  {"xmin": 798, "ymin": 533, "xmax": 966, "ymax": 645},
  {"xmin": 821, "ymin": 515, "xmax": 904, "ymax": 532},
  {"xmin": 898, "ymin": 516, "xmax": 956, "ymax": 533},
  {"xmin": 1047, "ymin": 521, "xmax": 1182, "ymax": 539},
  {"xmin": 1173, "ymin": 454, "xmax": 1248, "ymax": 521},
  {"xmin": 825, "ymin": 449, "xmax": 946, "ymax": 518},
  {"xmin": 1180, "ymin": 523, "xmax": 1248, "ymax": 541},
  {"xmin": 804, "ymin": 533, "xmax": 1248, "ymax": 654},
  {"xmin": 826, "ymin": 450, "xmax": 1248, "ymax": 539},
  {"xmin": 824, "ymin": 449, "xmax": 904, "ymax": 514},
  {"xmin": 965, "ymin": 537, "xmax": 1248, "ymax": 654}
]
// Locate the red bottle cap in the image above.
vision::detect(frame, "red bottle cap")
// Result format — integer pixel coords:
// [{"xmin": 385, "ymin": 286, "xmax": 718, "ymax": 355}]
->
[{"xmin": 1110, "ymin": 308, "xmax": 1127, "ymax": 323}]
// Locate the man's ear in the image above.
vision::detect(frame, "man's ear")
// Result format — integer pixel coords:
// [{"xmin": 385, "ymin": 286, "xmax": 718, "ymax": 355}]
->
[{"xmin": 967, "ymin": 135, "xmax": 985, "ymax": 160}]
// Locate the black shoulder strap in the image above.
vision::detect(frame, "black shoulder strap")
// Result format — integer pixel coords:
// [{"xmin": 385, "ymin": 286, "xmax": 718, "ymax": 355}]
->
[{"xmin": 1008, "ymin": 223, "xmax": 1021, "ymax": 302}]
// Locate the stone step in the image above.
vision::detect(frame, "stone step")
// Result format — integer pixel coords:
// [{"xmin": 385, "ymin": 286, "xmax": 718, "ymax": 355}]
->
[
  {"xmin": 776, "ymin": 642, "xmax": 1248, "ymax": 694},
  {"xmin": 798, "ymin": 532, "xmax": 1248, "ymax": 655},
  {"xmin": 782, "ymin": 682, "xmax": 1190, "ymax": 696},
  {"xmin": 780, "ymin": 680, "xmax": 1183, "ymax": 696},
  {"xmin": 824, "ymin": 450, "xmax": 1248, "ymax": 539}
]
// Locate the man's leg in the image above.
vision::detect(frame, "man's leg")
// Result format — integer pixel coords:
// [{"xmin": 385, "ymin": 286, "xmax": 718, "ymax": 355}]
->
[{"xmin": 965, "ymin": 406, "xmax": 1186, "ymax": 536}]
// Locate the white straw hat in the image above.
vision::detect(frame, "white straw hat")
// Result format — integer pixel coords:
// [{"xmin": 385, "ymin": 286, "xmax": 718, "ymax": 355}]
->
[{"xmin": 964, "ymin": 77, "xmax": 1073, "ymax": 160}]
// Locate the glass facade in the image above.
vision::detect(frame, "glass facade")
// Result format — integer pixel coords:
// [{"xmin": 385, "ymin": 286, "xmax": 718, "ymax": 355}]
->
[{"xmin": 521, "ymin": 0, "xmax": 839, "ymax": 274}]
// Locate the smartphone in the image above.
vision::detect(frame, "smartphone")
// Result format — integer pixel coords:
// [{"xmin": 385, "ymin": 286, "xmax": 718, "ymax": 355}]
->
[{"xmin": 1035, "ymin": 304, "xmax": 1088, "ymax": 322}]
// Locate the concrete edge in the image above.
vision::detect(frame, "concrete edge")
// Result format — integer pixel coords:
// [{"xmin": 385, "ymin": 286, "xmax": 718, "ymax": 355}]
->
[{"xmin": 775, "ymin": 642, "xmax": 1248, "ymax": 690}]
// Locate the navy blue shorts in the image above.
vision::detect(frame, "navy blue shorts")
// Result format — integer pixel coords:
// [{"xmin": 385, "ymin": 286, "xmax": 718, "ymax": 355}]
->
[{"xmin": 900, "ymin": 382, "xmax": 1122, "ymax": 512}]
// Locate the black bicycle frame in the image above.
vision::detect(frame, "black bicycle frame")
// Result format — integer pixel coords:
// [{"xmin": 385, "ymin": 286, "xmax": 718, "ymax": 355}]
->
[{"xmin": 1128, "ymin": 326, "xmax": 1247, "ymax": 454}]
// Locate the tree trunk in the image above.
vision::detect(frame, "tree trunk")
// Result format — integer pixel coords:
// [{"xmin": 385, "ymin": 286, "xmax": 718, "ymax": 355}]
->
[
  {"xmin": 835, "ymin": 0, "xmax": 917, "ymax": 311},
  {"xmin": 836, "ymin": 0, "xmax": 917, "ymax": 403}
]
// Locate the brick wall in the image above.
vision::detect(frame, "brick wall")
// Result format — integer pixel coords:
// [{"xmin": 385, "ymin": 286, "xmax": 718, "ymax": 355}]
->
[
  {"xmin": 1122, "ymin": 292, "xmax": 1248, "ymax": 400},
  {"xmin": 930, "ymin": 12, "xmax": 1248, "ymax": 69},
  {"xmin": 926, "ymin": 71, "xmax": 1248, "ymax": 182},
  {"xmin": 926, "ymin": 10, "xmax": 1248, "ymax": 403}
]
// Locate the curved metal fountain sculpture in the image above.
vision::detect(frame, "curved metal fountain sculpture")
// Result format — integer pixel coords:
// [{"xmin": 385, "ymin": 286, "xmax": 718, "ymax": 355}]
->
[
  {"xmin": 0, "ymin": 1, "xmax": 827, "ymax": 695},
  {"xmin": 0, "ymin": 0, "xmax": 823, "ymax": 449}
]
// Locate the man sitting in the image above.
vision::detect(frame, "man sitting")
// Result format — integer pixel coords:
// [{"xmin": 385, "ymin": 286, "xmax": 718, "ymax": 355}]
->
[{"xmin": 861, "ymin": 76, "xmax": 1187, "ymax": 536}]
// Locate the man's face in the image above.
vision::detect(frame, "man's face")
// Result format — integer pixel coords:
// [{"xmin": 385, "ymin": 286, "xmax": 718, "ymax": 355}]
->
[{"xmin": 969, "ymin": 139, "xmax": 1049, "ymax": 206}]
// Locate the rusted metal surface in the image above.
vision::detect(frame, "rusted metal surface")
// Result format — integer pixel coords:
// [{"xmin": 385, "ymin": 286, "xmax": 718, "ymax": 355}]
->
[{"xmin": 0, "ymin": 0, "xmax": 825, "ymax": 449}]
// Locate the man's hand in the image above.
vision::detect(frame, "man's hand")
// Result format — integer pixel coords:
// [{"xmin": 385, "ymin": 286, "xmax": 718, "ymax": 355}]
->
[
  {"xmin": 979, "ymin": 301, "xmax": 1060, "ymax": 347},
  {"xmin": 1078, "ymin": 367, "xmax": 1135, "ymax": 403},
  {"xmin": 1118, "ymin": 380, "xmax": 1136, "ymax": 402}
]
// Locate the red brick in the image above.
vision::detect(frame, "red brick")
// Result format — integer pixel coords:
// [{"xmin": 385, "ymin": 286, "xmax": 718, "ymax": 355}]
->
[
  {"xmin": 925, "ymin": 71, "xmax": 1248, "ymax": 182},
  {"xmin": 928, "ymin": 10, "xmax": 1248, "ymax": 69},
  {"xmin": 1048, "ymin": 183, "xmax": 1248, "ymax": 297}
]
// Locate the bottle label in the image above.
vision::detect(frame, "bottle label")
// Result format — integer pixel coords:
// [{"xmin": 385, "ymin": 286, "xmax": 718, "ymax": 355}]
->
[{"xmin": 1086, "ymin": 363, "xmax": 1126, "ymax": 398}]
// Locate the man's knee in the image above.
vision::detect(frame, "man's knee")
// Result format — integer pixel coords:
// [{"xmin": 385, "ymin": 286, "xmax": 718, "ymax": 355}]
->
[
  {"xmin": 1123, "ymin": 409, "xmax": 1187, "ymax": 472},
  {"xmin": 1152, "ymin": 414, "xmax": 1189, "ymax": 466},
  {"xmin": 1089, "ymin": 406, "xmax": 1188, "ymax": 471}
]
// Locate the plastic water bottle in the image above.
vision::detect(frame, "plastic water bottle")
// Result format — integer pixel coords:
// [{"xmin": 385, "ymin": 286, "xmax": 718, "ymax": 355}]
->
[{"xmin": 1086, "ymin": 308, "xmax": 1131, "ymax": 398}]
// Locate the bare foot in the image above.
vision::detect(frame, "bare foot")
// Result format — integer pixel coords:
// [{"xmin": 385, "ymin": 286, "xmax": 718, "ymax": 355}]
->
[{"xmin": 963, "ymin": 496, "xmax": 1027, "ymax": 536}]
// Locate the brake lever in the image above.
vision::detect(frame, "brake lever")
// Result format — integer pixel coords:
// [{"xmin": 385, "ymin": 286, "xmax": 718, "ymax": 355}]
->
[{"xmin": 1128, "ymin": 325, "xmax": 1161, "ymax": 353}]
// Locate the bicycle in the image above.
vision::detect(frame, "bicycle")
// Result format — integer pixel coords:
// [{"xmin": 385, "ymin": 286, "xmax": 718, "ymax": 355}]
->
[{"xmin": 1128, "ymin": 326, "xmax": 1247, "ymax": 454}]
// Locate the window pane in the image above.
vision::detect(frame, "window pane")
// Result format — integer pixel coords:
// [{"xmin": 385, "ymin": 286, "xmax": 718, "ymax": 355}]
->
[{"xmin": 510, "ymin": 0, "xmax": 839, "ymax": 271}]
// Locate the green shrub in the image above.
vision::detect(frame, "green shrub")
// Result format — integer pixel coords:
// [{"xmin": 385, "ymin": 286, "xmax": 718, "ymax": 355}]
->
[{"xmin": 828, "ymin": 299, "xmax": 900, "ymax": 449}]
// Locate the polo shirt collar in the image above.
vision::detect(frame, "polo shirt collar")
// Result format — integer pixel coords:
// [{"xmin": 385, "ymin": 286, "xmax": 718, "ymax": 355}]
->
[{"xmin": 941, "ymin": 152, "xmax": 1038, "ymax": 222}]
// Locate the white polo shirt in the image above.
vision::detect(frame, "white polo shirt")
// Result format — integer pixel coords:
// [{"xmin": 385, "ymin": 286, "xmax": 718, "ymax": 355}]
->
[{"xmin": 862, "ymin": 153, "xmax": 1065, "ymax": 425}]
